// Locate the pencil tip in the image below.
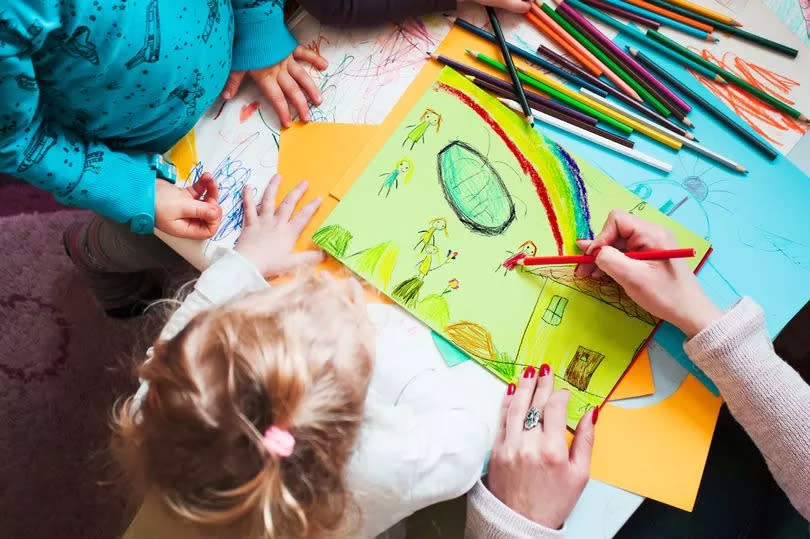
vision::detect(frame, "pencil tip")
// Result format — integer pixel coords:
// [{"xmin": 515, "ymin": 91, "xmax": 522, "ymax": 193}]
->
[
  {"xmin": 731, "ymin": 20, "xmax": 743, "ymax": 27},
  {"xmin": 526, "ymin": 114, "xmax": 535, "ymax": 125},
  {"xmin": 716, "ymin": 76, "xmax": 728, "ymax": 84},
  {"xmin": 683, "ymin": 118, "xmax": 694, "ymax": 127}
]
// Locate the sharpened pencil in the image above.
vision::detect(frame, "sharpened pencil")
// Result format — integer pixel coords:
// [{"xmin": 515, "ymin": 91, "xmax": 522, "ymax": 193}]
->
[
  {"xmin": 579, "ymin": 0, "xmax": 716, "ymax": 40},
  {"xmin": 518, "ymin": 248, "xmax": 695, "ymax": 265},
  {"xmin": 659, "ymin": 0, "xmax": 741, "ymax": 27},
  {"xmin": 487, "ymin": 6, "xmax": 534, "ymax": 125}
]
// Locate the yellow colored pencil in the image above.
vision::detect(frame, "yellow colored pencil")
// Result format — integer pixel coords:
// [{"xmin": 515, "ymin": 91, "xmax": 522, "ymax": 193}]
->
[{"xmin": 660, "ymin": 0, "xmax": 741, "ymax": 26}]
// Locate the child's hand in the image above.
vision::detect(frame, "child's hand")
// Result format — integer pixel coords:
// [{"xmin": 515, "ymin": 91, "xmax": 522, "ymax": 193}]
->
[
  {"xmin": 575, "ymin": 210, "xmax": 721, "ymax": 337},
  {"xmin": 154, "ymin": 173, "xmax": 222, "ymax": 239},
  {"xmin": 221, "ymin": 46, "xmax": 329, "ymax": 128},
  {"xmin": 460, "ymin": 0, "xmax": 532, "ymax": 13},
  {"xmin": 235, "ymin": 175, "xmax": 325, "ymax": 277}
]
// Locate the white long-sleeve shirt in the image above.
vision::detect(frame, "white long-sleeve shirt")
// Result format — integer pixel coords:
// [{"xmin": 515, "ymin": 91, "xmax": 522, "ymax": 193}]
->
[{"xmin": 140, "ymin": 248, "xmax": 495, "ymax": 537}]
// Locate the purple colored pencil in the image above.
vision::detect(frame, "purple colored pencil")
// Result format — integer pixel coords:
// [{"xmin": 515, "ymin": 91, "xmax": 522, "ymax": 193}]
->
[
  {"xmin": 430, "ymin": 53, "xmax": 598, "ymax": 126},
  {"xmin": 537, "ymin": 45, "xmax": 617, "ymax": 97},
  {"xmin": 578, "ymin": 0, "xmax": 661, "ymax": 29},
  {"xmin": 557, "ymin": 1, "xmax": 692, "ymax": 115}
]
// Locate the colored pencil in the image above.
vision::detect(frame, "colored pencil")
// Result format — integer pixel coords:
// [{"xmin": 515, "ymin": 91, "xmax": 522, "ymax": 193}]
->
[
  {"xmin": 644, "ymin": 0, "xmax": 798, "ymax": 57},
  {"xmin": 487, "ymin": 7, "xmax": 534, "ymax": 125},
  {"xmin": 628, "ymin": 47, "xmax": 780, "ymax": 160},
  {"xmin": 538, "ymin": 44, "xmax": 695, "ymax": 133},
  {"xmin": 569, "ymin": 0, "xmax": 728, "ymax": 84},
  {"xmin": 547, "ymin": 3, "xmax": 674, "ymax": 116},
  {"xmin": 646, "ymin": 30, "xmax": 807, "ymax": 121},
  {"xmin": 471, "ymin": 49, "xmax": 687, "ymax": 149},
  {"xmin": 519, "ymin": 248, "xmax": 695, "ymax": 265},
  {"xmin": 621, "ymin": 0, "xmax": 715, "ymax": 34},
  {"xmin": 555, "ymin": 0, "xmax": 692, "ymax": 116},
  {"xmin": 526, "ymin": 6, "xmax": 603, "ymax": 76},
  {"xmin": 581, "ymin": 89, "xmax": 747, "ymax": 172},
  {"xmin": 448, "ymin": 17, "xmax": 608, "ymax": 97},
  {"xmin": 429, "ymin": 52, "xmax": 601, "ymax": 126},
  {"xmin": 586, "ymin": 0, "xmax": 716, "ymax": 40},
  {"xmin": 501, "ymin": 98, "xmax": 672, "ymax": 171},
  {"xmin": 659, "ymin": 0, "xmax": 741, "ymax": 26},
  {"xmin": 575, "ymin": 0, "xmax": 662, "ymax": 29}
]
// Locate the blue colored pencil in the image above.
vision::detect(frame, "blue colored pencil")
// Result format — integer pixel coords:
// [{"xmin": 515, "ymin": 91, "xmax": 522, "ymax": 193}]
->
[{"xmin": 580, "ymin": 0, "xmax": 716, "ymax": 40}]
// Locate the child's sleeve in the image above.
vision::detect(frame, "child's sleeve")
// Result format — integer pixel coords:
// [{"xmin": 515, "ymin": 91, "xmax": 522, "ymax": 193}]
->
[
  {"xmin": 297, "ymin": 0, "xmax": 457, "ymax": 27},
  {"xmin": 231, "ymin": 0, "xmax": 297, "ymax": 71},
  {"xmin": 0, "ymin": 6, "xmax": 162, "ymax": 234}
]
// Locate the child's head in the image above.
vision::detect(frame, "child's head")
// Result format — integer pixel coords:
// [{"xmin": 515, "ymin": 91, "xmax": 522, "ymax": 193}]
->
[{"xmin": 113, "ymin": 276, "xmax": 375, "ymax": 538}]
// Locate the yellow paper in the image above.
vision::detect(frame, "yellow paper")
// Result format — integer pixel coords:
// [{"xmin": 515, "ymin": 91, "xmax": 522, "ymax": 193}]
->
[{"xmin": 314, "ymin": 67, "xmax": 710, "ymax": 427}]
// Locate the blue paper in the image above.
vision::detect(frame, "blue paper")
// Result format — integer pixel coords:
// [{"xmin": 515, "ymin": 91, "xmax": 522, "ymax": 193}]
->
[
  {"xmin": 434, "ymin": 32, "xmax": 810, "ymax": 393},
  {"xmin": 431, "ymin": 331, "xmax": 471, "ymax": 367}
]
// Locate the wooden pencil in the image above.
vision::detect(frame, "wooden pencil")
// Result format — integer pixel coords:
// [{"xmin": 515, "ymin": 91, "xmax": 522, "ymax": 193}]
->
[
  {"xmin": 547, "ymin": 3, "xmax": 675, "ymax": 116},
  {"xmin": 526, "ymin": 6, "xmax": 603, "ymax": 76},
  {"xmin": 575, "ymin": 0, "xmax": 662, "ymax": 29},
  {"xmin": 628, "ymin": 47, "xmax": 780, "ymax": 160},
  {"xmin": 429, "ymin": 52, "xmax": 600, "ymax": 125},
  {"xmin": 448, "ymin": 16, "xmax": 608, "ymax": 97},
  {"xmin": 643, "ymin": 0, "xmax": 798, "ymax": 57},
  {"xmin": 621, "ymin": 0, "xmax": 715, "ymax": 33},
  {"xmin": 555, "ymin": 0, "xmax": 692, "ymax": 116},
  {"xmin": 538, "ymin": 44, "xmax": 695, "ymax": 134},
  {"xmin": 646, "ymin": 29, "xmax": 807, "ymax": 121},
  {"xmin": 487, "ymin": 7, "xmax": 534, "ymax": 125},
  {"xmin": 659, "ymin": 0, "xmax": 741, "ymax": 26},
  {"xmin": 581, "ymin": 88, "xmax": 747, "ymax": 172},
  {"xmin": 588, "ymin": 0, "xmax": 717, "ymax": 40},
  {"xmin": 569, "ymin": 0, "xmax": 728, "ymax": 84},
  {"xmin": 519, "ymin": 248, "xmax": 695, "ymax": 265},
  {"xmin": 500, "ymin": 97, "xmax": 672, "ymax": 171}
]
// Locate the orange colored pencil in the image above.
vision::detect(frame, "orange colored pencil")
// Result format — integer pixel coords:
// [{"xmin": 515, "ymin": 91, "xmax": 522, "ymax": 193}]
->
[
  {"xmin": 622, "ymin": 0, "xmax": 714, "ymax": 32},
  {"xmin": 525, "ymin": 9, "xmax": 602, "ymax": 76}
]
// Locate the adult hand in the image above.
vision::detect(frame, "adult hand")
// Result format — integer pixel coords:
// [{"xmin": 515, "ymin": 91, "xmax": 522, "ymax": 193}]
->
[
  {"xmin": 461, "ymin": 0, "xmax": 532, "ymax": 13},
  {"xmin": 221, "ymin": 46, "xmax": 329, "ymax": 128},
  {"xmin": 154, "ymin": 173, "xmax": 222, "ymax": 239},
  {"xmin": 235, "ymin": 174, "xmax": 325, "ymax": 277},
  {"xmin": 487, "ymin": 365, "xmax": 596, "ymax": 530},
  {"xmin": 575, "ymin": 210, "xmax": 721, "ymax": 337}
]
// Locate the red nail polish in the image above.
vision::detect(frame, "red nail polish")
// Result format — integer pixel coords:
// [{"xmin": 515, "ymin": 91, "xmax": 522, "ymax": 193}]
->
[
  {"xmin": 539, "ymin": 364, "xmax": 550, "ymax": 377},
  {"xmin": 523, "ymin": 366, "xmax": 536, "ymax": 378},
  {"xmin": 592, "ymin": 406, "xmax": 600, "ymax": 425},
  {"xmin": 507, "ymin": 383, "xmax": 516, "ymax": 395}
]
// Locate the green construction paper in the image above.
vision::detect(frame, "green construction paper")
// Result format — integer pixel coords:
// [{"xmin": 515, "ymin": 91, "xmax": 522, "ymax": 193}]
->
[{"xmin": 313, "ymin": 68, "xmax": 710, "ymax": 427}]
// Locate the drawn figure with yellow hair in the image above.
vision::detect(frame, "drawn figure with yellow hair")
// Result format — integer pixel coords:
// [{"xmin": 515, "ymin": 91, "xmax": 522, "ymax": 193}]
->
[
  {"xmin": 378, "ymin": 157, "xmax": 414, "ymax": 197},
  {"xmin": 393, "ymin": 246, "xmax": 458, "ymax": 307},
  {"xmin": 403, "ymin": 108, "xmax": 442, "ymax": 150},
  {"xmin": 415, "ymin": 217, "xmax": 447, "ymax": 252},
  {"xmin": 498, "ymin": 240, "xmax": 538, "ymax": 274}
]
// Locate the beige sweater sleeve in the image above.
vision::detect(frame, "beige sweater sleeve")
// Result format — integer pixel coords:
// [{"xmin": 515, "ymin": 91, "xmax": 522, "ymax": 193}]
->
[{"xmin": 684, "ymin": 297, "xmax": 810, "ymax": 520}]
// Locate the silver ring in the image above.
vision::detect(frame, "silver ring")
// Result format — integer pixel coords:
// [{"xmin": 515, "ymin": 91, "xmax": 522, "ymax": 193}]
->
[{"xmin": 523, "ymin": 406, "xmax": 543, "ymax": 431}]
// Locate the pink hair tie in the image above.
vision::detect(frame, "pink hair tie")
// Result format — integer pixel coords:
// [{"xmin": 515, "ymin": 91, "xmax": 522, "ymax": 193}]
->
[{"xmin": 263, "ymin": 426, "xmax": 295, "ymax": 459}]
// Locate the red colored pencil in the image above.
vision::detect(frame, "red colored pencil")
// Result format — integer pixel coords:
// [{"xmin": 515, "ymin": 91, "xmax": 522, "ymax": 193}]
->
[{"xmin": 518, "ymin": 248, "xmax": 695, "ymax": 266}]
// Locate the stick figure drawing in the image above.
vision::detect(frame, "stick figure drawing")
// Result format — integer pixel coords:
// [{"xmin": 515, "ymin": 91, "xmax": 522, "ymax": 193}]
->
[
  {"xmin": 403, "ymin": 108, "xmax": 442, "ymax": 150},
  {"xmin": 378, "ymin": 157, "xmax": 414, "ymax": 197},
  {"xmin": 415, "ymin": 217, "xmax": 448, "ymax": 252}
]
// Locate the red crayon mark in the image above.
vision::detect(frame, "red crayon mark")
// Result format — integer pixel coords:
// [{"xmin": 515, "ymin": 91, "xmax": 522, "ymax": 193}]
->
[
  {"xmin": 212, "ymin": 100, "xmax": 226, "ymax": 120},
  {"xmin": 436, "ymin": 82, "xmax": 565, "ymax": 255},
  {"xmin": 240, "ymin": 101, "xmax": 261, "ymax": 122},
  {"xmin": 691, "ymin": 49, "xmax": 809, "ymax": 146}
]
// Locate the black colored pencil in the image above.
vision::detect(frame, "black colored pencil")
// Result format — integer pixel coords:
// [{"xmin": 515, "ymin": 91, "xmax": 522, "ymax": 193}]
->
[
  {"xmin": 628, "ymin": 47, "xmax": 779, "ymax": 160},
  {"xmin": 487, "ymin": 6, "xmax": 534, "ymax": 125}
]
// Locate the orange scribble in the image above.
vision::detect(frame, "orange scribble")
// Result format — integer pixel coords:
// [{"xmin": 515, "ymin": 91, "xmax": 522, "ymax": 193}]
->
[
  {"xmin": 689, "ymin": 48, "xmax": 809, "ymax": 146},
  {"xmin": 239, "ymin": 101, "xmax": 260, "ymax": 122},
  {"xmin": 305, "ymin": 35, "xmax": 330, "ymax": 56}
]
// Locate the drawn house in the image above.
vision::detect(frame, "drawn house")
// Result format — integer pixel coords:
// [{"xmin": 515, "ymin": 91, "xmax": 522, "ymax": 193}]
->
[{"xmin": 565, "ymin": 346, "xmax": 605, "ymax": 391}]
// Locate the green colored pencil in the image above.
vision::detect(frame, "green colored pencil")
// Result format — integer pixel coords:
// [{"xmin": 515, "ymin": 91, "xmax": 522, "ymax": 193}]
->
[
  {"xmin": 646, "ymin": 30, "xmax": 807, "ymax": 121},
  {"xmin": 541, "ymin": 5, "xmax": 672, "ymax": 116},
  {"xmin": 466, "ymin": 49, "xmax": 634, "ymax": 134},
  {"xmin": 644, "ymin": 0, "xmax": 798, "ymax": 57}
]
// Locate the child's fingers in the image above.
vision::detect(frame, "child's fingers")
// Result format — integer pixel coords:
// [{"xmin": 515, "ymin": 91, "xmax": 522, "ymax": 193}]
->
[
  {"xmin": 181, "ymin": 198, "xmax": 220, "ymax": 223},
  {"xmin": 242, "ymin": 186, "xmax": 259, "ymax": 227},
  {"xmin": 273, "ymin": 250, "xmax": 325, "ymax": 273},
  {"xmin": 290, "ymin": 196, "xmax": 322, "ymax": 233},
  {"xmin": 293, "ymin": 46, "xmax": 329, "ymax": 70},
  {"xmin": 202, "ymin": 177, "xmax": 220, "ymax": 205},
  {"xmin": 276, "ymin": 180, "xmax": 309, "ymax": 222},
  {"xmin": 258, "ymin": 77, "xmax": 291, "ymax": 127},
  {"xmin": 259, "ymin": 175, "xmax": 281, "ymax": 217},
  {"xmin": 173, "ymin": 218, "xmax": 218, "ymax": 240},
  {"xmin": 187, "ymin": 172, "xmax": 214, "ymax": 199},
  {"xmin": 278, "ymin": 70, "xmax": 310, "ymax": 122},
  {"xmin": 222, "ymin": 71, "xmax": 246, "ymax": 100},
  {"xmin": 288, "ymin": 60, "xmax": 323, "ymax": 106}
]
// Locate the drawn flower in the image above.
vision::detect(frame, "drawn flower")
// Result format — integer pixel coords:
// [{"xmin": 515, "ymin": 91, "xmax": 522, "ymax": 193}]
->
[
  {"xmin": 448, "ymin": 278, "xmax": 460, "ymax": 290},
  {"xmin": 446, "ymin": 249, "xmax": 459, "ymax": 260}
]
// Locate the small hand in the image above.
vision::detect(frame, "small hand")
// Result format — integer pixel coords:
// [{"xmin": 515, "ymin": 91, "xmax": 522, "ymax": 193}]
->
[
  {"xmin": 154, "ymin": 173, "xmax": 222, "ymax": 239},
  {"xmin": 460, "ymin": 0, "xmax": 532, "ymax": 13},
  {"xmin": 235, "ymin": 174, "xmax": 325, "ymax": 277},
  {"xmin": 221, "ymin": 46, "xmax": 329, "ymax": 128},
  {"xmin": 575, "ymin": 209, "xmax": 721, "ymax": 337},
  {"xmin": 488, "ymin": 366, "xmax": 595, "ymax": 530}
]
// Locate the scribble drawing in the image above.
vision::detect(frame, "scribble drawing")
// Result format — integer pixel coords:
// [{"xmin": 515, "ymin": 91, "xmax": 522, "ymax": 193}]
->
[
  {"xmin": 542, "ymin": 295, "xmax": 568, "ymax": 326},
  {"xmin": 126, "ymin": 0, "xmax": 161, "ymax": 69},
  {"xmin": 378, "ymin": 157, "xmax": 414, "ymax": 197},
  {"xmin": 415, "ymin": 279, "xmax": 458, "ymax": 329},
  {"xmin": 739, "ymin": 226, "xmax": 810, "ymax": 269},
  {"xmin": 565, "ymin": 346, "xmax": 605, "ymax": 391},
  {"xmin": 802, "ymin": 0, "xmax": 810, "ymax": 38},
  {"xmin": 415, "ymin": 217, "xmax": 447, "ymax": 252},
  {"xmin": 403, "ymin": 108, "xmax": 441, "ymax": 149},
  {"xmin": 201, "ymin": 0, "xmax": 221, "ymax": 43},
  {"xmin": 692, "ymin": 49, "xmax": 809, "ymax": 145},
  {"xmin": 312, "ymin": 225, "xmax": 353, "ymax": 257},
  {"xmin": 445, "ymin": 321, "xmax": 516, "ymax": 379},
  {"xmin": 499, "ymin": 240, "xmax": 537, "ymax": 274},
  {"xmin": 526, "ymin": 266, "xmax": 658, "ymax": 325},
  {"xmin": 17, "ymin": 124, "xmax": 57, "ymax": 172},
  {"xmin": 392, "ymin": 245, "xmax": 456, "ymax": 306},
  {"xmin": 438, "ymin": 140, "xmax": 516, "ymax": 236}
]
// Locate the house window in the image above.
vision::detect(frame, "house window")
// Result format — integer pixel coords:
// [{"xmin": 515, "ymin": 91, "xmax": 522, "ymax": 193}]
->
[{"xmin": 542, "ymin": 295, "xmax": 568, "ymax": 326}]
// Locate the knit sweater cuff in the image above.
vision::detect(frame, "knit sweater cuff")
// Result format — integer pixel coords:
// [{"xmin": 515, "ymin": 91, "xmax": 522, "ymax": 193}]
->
[
  {"xmin": 465, "ymin": 479, "xmax": 565, "ymax": 539},
  {"xmin": 89, "ymin": 150, "xmax": 157, "ymax": 234},
  {"xmin": 231, "ymin": 11, "xmax": 297, "ymax": 71}
]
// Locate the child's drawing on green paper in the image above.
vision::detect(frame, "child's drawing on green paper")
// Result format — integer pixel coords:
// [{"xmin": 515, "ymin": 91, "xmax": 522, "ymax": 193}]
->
[
  {"xmin": 403, "ymin": 108, "xmax": 441, "ymax": 150},
  {"xmin": 378, "ymin": 157, "xmax": 414, "ymax": 198},
  {"xmin": 415, "ymin": 217, "xmax": 447, "ymax": 252},
  {"xmin": 312, "ymin": 225, "xmax": 353, "ymax": 257}
]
